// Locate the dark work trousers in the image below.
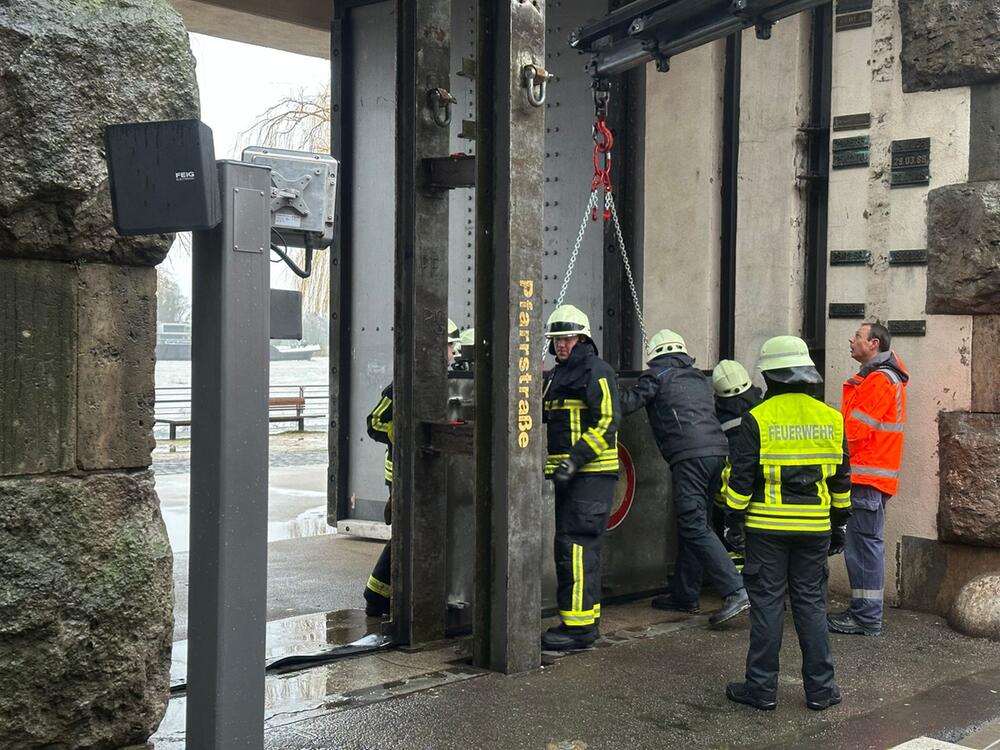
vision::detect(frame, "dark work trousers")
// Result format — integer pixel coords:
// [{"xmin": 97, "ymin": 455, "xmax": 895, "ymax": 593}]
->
[
  {"xmin": 554, "ymin": 474, "xmax": 616, "ymax": 629},
  {"xmin": 844, "ymin": 485, "xmax": 888, "ymax": 628},
  {"xmin": 364, "ymin": 543, "xmax": 391, "ymax": 614},
  {"xmin": 669, "ymin": 456, "xmax": 743, "ymax": 604},
  {"xmin": 743, "ymin": 532, "xmax": 836, "ymax": 702}
]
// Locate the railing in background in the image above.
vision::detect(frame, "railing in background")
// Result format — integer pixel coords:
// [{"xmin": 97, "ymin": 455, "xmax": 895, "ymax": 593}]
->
[{"xmin": 154, "ymin": 384, "xmax": 329, "ymax": 439}]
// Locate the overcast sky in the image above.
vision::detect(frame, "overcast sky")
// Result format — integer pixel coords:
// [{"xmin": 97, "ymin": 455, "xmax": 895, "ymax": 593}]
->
[{"xmin": 160, "ymin": 33, "xmax": 330, "ymax": 300}]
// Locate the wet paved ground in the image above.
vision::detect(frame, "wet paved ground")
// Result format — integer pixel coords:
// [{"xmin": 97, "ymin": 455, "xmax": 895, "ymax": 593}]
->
[{"xmin": 153, "ymin": 597, "xmax": 1000, "ymax": 749}]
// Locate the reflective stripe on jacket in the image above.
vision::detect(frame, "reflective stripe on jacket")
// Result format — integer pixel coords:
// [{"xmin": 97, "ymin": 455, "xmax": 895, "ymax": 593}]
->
[
  {"xmin": 842, "ymin": 351, "xmax": 908, "ymax": 496},
  {"xmin": 367, "ymin": 383, "xmax": 394, "ymax": 485},
  {"xmin": 544, "ymin": 340, "xmax": 621, "ymax": 477},
  {"xmin": 726, "ymin": 392, "xmax": 852, "ymax": 534}
]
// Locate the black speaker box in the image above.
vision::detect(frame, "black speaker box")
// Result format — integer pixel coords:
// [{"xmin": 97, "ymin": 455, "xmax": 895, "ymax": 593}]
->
[{"xmin": 104, "ymin": 119, "xmax": 221, "ymax": 235}]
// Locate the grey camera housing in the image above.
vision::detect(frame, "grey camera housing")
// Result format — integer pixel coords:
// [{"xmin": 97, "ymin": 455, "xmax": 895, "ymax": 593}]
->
[{"xmin": 242, "ymin": 146, "xmax": 339, "ymax": 249}]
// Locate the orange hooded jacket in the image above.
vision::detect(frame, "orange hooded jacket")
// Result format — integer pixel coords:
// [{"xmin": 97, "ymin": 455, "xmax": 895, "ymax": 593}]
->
[{"xmin": 842, "ymin": 351, "xmax": 909, "ymax": 496}]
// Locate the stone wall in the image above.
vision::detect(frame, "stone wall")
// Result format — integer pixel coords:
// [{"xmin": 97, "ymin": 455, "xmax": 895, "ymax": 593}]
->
[
  {"xmin": 0, "ymin": 1, "xmax": 197, "ymax": 746},
  {"xmin": 893, "ymin": 0, "xmax": 1000, "ymax": 618}
]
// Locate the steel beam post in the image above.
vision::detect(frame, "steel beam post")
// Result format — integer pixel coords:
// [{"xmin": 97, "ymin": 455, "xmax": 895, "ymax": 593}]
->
[
  {"xmin": 473, "ymin": 0, "xmax": 546, "ymax": 674},
  {"xmin": 187, "ymin": 160, "xmax": 271, "ymax": 747},
  {"xmin": 393, "ymin": 0, "xmax": 452, "ymax": 645},
  {"xmin": 328, "ymin": 11, "xmax": 353, "ymax": 524}
]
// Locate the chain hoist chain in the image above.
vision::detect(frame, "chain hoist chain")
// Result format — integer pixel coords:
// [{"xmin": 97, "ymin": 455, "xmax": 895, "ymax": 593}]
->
[
  {"xmin": 607, "ymin": 190, "xmax": 647, "ymax": 349},
  {"xmin": 555, "ymin": 189, "xmax": 599, "ymax": 310}
]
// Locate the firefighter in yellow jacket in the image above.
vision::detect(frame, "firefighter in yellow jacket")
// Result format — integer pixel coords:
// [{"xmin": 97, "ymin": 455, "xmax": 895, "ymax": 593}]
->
[
  {"xmin": 542, "ymin": 304, "xmax": 621, "ymax": 651},
  {"xmin": 724, "ymin": 336, "xmax": 852, "ymax": 712}
]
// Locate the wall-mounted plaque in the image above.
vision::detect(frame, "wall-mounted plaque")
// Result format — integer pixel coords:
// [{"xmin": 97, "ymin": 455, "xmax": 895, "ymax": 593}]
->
[
  {"xmin": 830, "ymin": 250, "xmax": 871, "ymax": 266},
  {"xmin": 829, "ymin": 303, "xmax": 867, "ymax": 318},
  {"xmin": 837, "ymin": 0, "xmax": 872, "ymax": 11},
  {"xmin": 833, "ymin": 113, "xmax": 871, "ymax": 132},
  {"xmin": 891, "ymin": 138, "xmax": 931, "ymax": 187},
  {"xmin": 836, "ymin": 11, "xmax": 872, "ymax": 31},
  {"xmin": 888, "ymin": 320, "xmax": 926, "ymax": 336},
  {"xmin": 832, "ymin": 136, "xmax": 870, "ymax": 169},
  {"xmin": 888, "ymin": 249, "xmax": 929, "ymax": 266}
]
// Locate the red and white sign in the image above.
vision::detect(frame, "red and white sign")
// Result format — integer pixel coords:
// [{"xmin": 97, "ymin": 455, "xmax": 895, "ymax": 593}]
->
[{"xmin": 608, "ymin": 443, "xmax": 635, "ymax": 530}]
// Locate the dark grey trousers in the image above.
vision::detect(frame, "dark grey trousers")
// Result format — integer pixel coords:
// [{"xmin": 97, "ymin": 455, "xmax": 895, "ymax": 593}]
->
[
  {"xmin": 743, "ymin": 532, "xmax": 836, "ymax": 702},
  {"xmin": 669, "ymin": 456, "xmax": 743, "ymax": 603}
]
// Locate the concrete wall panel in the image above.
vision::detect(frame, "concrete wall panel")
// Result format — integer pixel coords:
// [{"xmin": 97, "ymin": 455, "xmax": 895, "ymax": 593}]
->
[
  {"xmin": 826, "ymin": 0, "xmax": 973, "ymax": 603},
  {"xmin": 642, "ymin": 43, "xmax": 725, "ymax": 366},
  {"xmin": 734, "ymin": 17, "xmax": 811, "ymax": 373}
]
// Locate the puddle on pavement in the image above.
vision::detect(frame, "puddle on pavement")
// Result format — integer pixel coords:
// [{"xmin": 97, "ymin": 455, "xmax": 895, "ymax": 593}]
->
[
  {"xmin": 154, "ymin": 611, "xmax": 482, "ymax": 750},
  {"xmin": 171, "ymin": 609, "xmax": 385, "ymax": 688}
]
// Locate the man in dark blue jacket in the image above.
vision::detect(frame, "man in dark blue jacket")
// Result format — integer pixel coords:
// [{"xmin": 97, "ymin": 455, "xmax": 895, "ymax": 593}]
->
[{"xmin": 621, "ymin": 329, "xmax": 749, "ymax": 627}]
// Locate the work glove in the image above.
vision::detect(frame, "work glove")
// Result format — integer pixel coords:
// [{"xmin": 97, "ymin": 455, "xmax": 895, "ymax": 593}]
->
[
  {"xmin": 829, "ymin": 525, "xmax": 847, "ymax": 556},
  {"xmin": 552, "ymin": 458, "xmax": 578, "ymax": 489},
  {"xmin": 724, "ymin": 522, "xmax": 745, "ymax": 555},
  {"xmin": 383, "ymin": 495, "xmax": 392, "ymax": 525}
]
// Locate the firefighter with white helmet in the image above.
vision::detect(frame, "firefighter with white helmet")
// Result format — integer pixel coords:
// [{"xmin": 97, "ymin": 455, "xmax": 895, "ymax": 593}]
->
[
  {"xmin": 724, "ymin": 335, "xmax": 851, "ymax": 711},
  {"xmin": 541, "ymin": 304, "xmax": 621, "ymax": 650},
  {"xmin": 620, "ymin": 328, "xmax": 749, "ymax": 627},
  {"xmin": 711, "ymin": 359, "xmax": 764, "ymax": 571}
]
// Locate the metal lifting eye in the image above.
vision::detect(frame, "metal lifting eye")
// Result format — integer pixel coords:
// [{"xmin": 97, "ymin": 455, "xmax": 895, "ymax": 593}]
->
[
  {"xmin": 522, "ymin": 64, "xmax": 555, "ymax": 108},
  {"xmin": 427, "ymin": 87, "xmax": 457, "ymax": 128}
]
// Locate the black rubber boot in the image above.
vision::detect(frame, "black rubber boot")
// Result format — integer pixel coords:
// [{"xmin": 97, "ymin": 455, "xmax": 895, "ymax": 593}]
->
[
  {"xmin": 725, "ymin": 682, "xmax": 777, "ymax": 711},
  {"xmin": 807, "ymin": 684, "xmax": 842, "ymax": 711},
  {"xmin": 651, "ymin": 594, "xmax": 700, "ymax": 614},
  {"xmin": 541, "ymin": 624, "xmax": 599, "ymax": 651},
  {"xmin": 709, "ymin": 588, "xmax": 750, "ymax": 627}
]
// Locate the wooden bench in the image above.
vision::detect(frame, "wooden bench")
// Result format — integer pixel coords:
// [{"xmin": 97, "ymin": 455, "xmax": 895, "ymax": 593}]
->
[{"xmin": 155, "ymin": 396, "xmax": 321, "ymax": 440}]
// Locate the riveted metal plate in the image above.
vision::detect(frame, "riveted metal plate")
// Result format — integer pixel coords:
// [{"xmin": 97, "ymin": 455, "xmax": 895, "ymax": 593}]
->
[
  {"xmin": 889, "ymin": 320, "xmax": 926, "ymax": 336},
  {"xmin": 832, "ymin": 135, "xmax": 870, "ymax": 169},
  {"xmin": 832, "ymin": 113, "xmax": 870, "ymax": 131},
  {"xmin": 891, "ymin": 138, "xmax": 931, "ymax": 187},
  {"xmin": 888, "ymin": 249, "xmax": 929, "ymax": 266},
  {"xmin": 830, "ymin": 250, "xmax": 871, "ymax": 266},
  {"xmin": 829, "ymin": 302, "xmax": 866, "ymax": 318}
]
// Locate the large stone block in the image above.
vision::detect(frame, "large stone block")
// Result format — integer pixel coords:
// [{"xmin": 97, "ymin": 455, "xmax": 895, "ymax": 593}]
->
[
  {"xmin": 927, "ymin": 182, "xmax": 1000, "ymax": 315},
  {"xmin": 0, "ymin": 471, "xmax": 173, "ymax": 747},
  {"xmin": 0, "ymin": 0, "xmax": 198, "ymax": 265},
  {"xmin": 0, "ymin": 259, "xmax": 76, "ymax": 476},
  {"xmin": 78, "ymin": 264, "xmax": 157, "ymax": 470},
  {"xmin": 898, "ymin": 536, "xmax": 1000, "ymax": 617},
  {"xmin": 949, "ymin": 572, "xmax": 1000, "ymax": 639},
  {"xmin": 972, "ymin": 316, "xmax": 1000, "ymax": 412},
  {"xmin": 900, "ymin": 0, "xmax": 1000, "ymax": 92},
  {"xmin": 938, "ymin": 412, "xmax": 1000, "ymax": 547}
]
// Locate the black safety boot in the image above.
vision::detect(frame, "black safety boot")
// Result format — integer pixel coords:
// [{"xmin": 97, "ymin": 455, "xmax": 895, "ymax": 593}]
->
[
  {"xmin": 709, "ymin": 588, "xmax": 750, "ymax": 627},
  {"xmin": 806, "ymin": 685, "xmax": 842, "ymax": 711},
  {"xmin": 651, "ymin": 594, "xmax": 700, "ymax": 614},
  {"xmin": 725, "ymin": 682, "xmax": 776, "ymax": 711},
  {"xmin": 541, "ymin": 624, "xmax": 599, "ymax": 651},
  {"xmin": 827, "ymin": 612, "xmax": 881, "ymax": 637}
]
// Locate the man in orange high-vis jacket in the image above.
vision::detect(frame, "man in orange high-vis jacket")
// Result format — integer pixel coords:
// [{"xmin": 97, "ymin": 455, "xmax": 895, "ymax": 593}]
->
[{"xmin": 828, "ymin": 322, "xmax": 908, "ymax": 637}]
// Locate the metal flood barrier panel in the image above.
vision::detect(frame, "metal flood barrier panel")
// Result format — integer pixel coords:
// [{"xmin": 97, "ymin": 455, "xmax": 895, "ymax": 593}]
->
[{"xmin": 331, "ymin": 0, "xmax": 676, "ymax": 613}]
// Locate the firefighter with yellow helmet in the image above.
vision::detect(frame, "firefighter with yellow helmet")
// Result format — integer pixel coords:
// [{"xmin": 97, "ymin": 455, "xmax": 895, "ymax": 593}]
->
[
  {"xmin": 363, "ymin": 318, "xmax": 461, "ymax": 617},
  {"xmin": 724, "ymin": 336, "xmax": 851, "ymax": 711},
  {"xmin": 541, "ymin": 304, "xmax": 621, "ymax": 650}
]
